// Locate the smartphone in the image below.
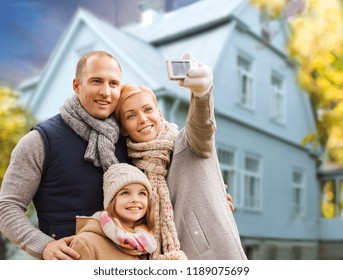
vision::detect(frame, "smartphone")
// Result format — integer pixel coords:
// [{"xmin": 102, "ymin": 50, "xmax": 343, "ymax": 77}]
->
[{"xmin": 166, "ymin": 59, "xmax": 197, "ymax": 80}]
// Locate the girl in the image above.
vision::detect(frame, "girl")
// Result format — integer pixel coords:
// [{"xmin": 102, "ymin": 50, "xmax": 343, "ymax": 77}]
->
[
  {"xmin": 114, "ymin": 54, "xmax": 247, "ymax": 260},
  {"xmin": 69, "ymin": 163, "xmax": 156, "ymax": 260}
]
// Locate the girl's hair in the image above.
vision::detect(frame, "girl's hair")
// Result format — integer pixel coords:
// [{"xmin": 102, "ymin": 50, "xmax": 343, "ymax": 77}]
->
[{"xmin": 105, "ymin": 189, "xmax": 155, "ymax": 230}]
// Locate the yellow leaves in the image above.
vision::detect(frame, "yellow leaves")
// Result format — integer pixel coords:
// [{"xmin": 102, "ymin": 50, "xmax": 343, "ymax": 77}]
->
[
  {"xmin": 301, "ymin": 132, "xmax": 318, "ymax": 149},
  {"xmin": 328, "ymin": 127, "xmax": 343, "ymax": 147},
  {"xmin": 0, "ymin": 87, "xmax": 16, "ymax": 113},
  {"xmin": 321, "ymin": 180, "xmax": 336, "ymax": 218},
  {"xmin": 251, "ymin": 0, "xmax": 287, "ymax": 18},
  {"xmin": 322, "ymin": 202, "xmax": 335, "ymax": 218},
  {"xmin": 288, "ymin": 0, "xmax": 343, "ymax": 60},
  {"xmin": 312, "ymin": 53, "xmax": 336, "ymax": 69},
  {"xmin": 318, "ymin": 105, "xmax": 343, "ymax": 162},
  {"xmin": 253, "ymin": 0, "xmax": 343, "ymax": 163},
  {"xmin": 291, "ymin": 0, "xmax": 343, "ymax": 163},
  {"xmin": 0, "ymin": 86, "xmax": 35, "ymax": 186},
  {"xmin": 0, "ymin": 88, "xmax": 27, "ymax": 136}
]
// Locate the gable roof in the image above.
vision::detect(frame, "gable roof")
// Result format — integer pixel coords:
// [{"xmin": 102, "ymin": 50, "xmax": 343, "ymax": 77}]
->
[
  {"xmin": 123, "ymin": 0, "xmax": 246, "ymax": 43},
  {"xmin": 27, "ymin": 8, "xmax": 181, "ymax": 112},
  {"xmin": 21, "ymin": 0, "xmax": 292, "ymax": 115},
  {"xmin": 123, "ymin": 0, "xmax": 289, "ymax": 68}
]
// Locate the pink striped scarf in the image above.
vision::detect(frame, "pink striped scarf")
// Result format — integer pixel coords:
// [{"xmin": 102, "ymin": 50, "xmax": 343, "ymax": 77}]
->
[{"xmin": 99, "ymin": 211, "xmax": 157, "ymax": 256}]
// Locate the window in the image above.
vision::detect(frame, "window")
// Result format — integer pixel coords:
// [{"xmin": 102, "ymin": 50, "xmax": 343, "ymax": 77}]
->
[
  {"xmin": 292, "ymin": 170, "xmax": 305, "ymax": 217},
  {"xmin": 271, "ymin": 74, "xmax": 285, "ymax": 122},
  {"xmin": 237, "ymin": 55, "xmax": 253, "ymax": 108},
  {"xmin": 243, "ymin": 156, "xmax": 261, "ymax": 210},
  {"xmin": 217, "ymin": 148, "xmax": 240, "ymax": 206},
  {"xmin": 320, "ymin": 178, "xmax": 343, "ymax": 219},
  {"xmin": 321, "ymin": 180, "xmax": 336, "ymax": 218},
  {"xmin": 339, "ymin": 180, "xmax": 343, "ymax": 218}
]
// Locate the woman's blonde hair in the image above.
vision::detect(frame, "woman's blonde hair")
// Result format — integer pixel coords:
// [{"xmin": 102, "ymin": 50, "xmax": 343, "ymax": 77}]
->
[{"xmin": 115, "ymin": 83, "xmax": 157, "ymax": 121}]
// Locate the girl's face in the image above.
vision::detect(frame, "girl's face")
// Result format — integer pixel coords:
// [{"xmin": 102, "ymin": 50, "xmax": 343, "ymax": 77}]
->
[
  {"xmin": 119, "ymin": 93, "xmax": 162, "ymax": 143},
  {"xmin": 113, "ymin": 183, "xmax": 149, "ymax": 228}
]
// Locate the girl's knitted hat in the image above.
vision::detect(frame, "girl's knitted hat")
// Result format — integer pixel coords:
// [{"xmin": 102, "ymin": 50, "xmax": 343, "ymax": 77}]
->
[{"xmin": 103, "ymin": 163, "xmax": 152, "ymax": 209}]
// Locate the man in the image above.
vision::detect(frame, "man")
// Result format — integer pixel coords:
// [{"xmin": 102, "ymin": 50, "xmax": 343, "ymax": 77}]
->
[{"xmin": 0, "ymin": 51, "xmax": 129, "ymax": 260}]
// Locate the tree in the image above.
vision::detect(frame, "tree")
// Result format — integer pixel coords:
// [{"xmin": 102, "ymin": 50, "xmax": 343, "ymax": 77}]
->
[
  {"xmin": 0, "ymin": 86, "xmax": 35, "ymax": 259},
  {"xmin": 251, "ymin": 0, "xmax": 343, "ymax": 163}
]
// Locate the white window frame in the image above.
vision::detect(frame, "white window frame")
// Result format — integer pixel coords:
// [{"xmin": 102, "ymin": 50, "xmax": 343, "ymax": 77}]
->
[
  {"xmin": 217, "ymin": 147, "xmax": 240, "ymax": 207},
  {"xmin": 237, "ymin": 54, "xmax": 253, "ymax": 109},
  {"xmin": 271, "ymin": 73, "xmax": 285, "ymax": 123},
  {"xmin": 292, "ymin": 169, "xmax": 305, "ymax": 217},
  {"xmin": 243, "ymin": 155, "xmax": 261, "ymax": 211}
]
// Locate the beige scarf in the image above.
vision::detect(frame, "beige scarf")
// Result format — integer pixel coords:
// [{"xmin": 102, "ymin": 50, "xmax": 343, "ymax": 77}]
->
[{"xmin": 127, "ymin": 119, "xmax": 187, "ymax": 260}]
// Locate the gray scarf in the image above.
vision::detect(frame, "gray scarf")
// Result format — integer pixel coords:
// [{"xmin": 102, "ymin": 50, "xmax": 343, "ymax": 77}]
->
[{"xmin": 60, "ymin": 94, "xmax": 119, "ymax": 172}]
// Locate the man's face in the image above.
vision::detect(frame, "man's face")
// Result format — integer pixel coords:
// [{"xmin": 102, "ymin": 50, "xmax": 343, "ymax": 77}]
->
[{"xmin": 73, "ymin": 55, "xmax": 122, "ymax": 119}]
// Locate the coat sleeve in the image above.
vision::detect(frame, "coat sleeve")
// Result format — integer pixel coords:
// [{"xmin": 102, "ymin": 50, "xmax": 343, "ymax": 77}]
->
[
  {"xmin": 185, "ymin": 87, "xmax": 216, "ymax": 158},
  {"xmin": 0, "ymin": 130, "xmax": 54, "ymax": 259},
  {"xmin": 70, "ymin": 237, "xmax": 93, "ymax": 260}
]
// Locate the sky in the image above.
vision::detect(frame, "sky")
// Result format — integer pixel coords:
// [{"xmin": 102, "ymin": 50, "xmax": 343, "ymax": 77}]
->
[
  {"xmin": 0, "ymin": 0, "xmax": 137, "ymax": 87},
  {"xmin": 0, "ymin": 0, "xmax": 198, "ymax": 88}
]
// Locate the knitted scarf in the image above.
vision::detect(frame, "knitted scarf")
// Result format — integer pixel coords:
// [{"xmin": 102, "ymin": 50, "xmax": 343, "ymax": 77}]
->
[
  {"xmin": 99, "ymin": 211, "xmax": 157, "ymax": 256},
  {"xmin": 60, "ymin": 94, "xmax": 119, "ymax": 172},
  {"xmin": 127, "ymin": 119, "xmax": 187, "ymax": 260}
]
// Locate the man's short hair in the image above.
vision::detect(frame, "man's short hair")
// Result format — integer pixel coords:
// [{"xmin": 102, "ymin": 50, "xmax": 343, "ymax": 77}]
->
[{"xmin": 75, "ymin": 51, "xmax": 122, "ymax": 84}]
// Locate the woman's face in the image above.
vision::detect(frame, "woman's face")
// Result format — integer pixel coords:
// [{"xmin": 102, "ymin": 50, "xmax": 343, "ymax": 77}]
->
[
  {"xmin": 113, "ymin": 183, "xmax": 149, "ymax": 228},
  {"xmin": 119, "ymin": 93, "xmax": 162, "ymax": 143}
]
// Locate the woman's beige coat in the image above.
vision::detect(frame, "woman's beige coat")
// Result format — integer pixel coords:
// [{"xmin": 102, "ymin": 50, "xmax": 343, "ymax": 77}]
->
[{"xmin": 167, "ymin": 91, "xmax": 247, "ymax": 260}]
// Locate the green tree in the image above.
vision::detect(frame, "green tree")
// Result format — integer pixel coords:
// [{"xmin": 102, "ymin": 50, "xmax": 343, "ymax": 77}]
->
[
  {"xmin": 0, "ymin": 86, "xmax": 35, "ymax": 259},
  {"xmin": 251, "ymin": 0, "xmax": 343, "ymax": 163}
]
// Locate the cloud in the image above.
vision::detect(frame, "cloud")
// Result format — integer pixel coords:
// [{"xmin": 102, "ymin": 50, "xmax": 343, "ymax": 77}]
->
[
  {"xmin": 0, "ymin": 0, "xmax": 140, "ymax": 87},
  {"xmin": 0, "ymin": 0, "xmax": 77, "ymax": 86}
]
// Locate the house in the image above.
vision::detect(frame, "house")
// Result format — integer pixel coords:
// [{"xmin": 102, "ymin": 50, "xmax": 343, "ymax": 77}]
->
[{"xmin": 18, "ymin": 0, "xmax": 332, "ymax": 259}]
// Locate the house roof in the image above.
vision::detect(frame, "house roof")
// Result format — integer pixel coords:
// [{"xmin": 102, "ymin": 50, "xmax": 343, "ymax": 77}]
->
[
  {"xmin": 25, "ymin": 1, "xmax": 249, "ymax": 110},
  {"xmin": 27, "ymin": 7, "xmax": 183, "ymax": 111},
  {"xmin": 123, "ymin": 0, "xmax": 246, "ymax": 43},
  {"xmin": 77, "ymin": 9, "xmax": 170, "ymax": 90},
  {"xmin": 22, "ymin": 0, "xmax": 290, "ymax": 112}
]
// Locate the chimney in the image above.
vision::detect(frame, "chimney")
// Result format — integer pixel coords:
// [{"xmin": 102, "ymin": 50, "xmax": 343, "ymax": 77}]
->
[{"xmin": 139, "ymin": 0, "xmax": 162, "ymax": 25}]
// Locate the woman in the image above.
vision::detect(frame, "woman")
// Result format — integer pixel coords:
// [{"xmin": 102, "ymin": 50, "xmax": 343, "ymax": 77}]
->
[{"xmin": 114, "ymin": 54, "xmax": 247, "ymax": 260}]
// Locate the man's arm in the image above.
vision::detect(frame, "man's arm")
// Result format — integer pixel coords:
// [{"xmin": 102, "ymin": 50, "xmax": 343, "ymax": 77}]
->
[
  {"xmin": 0, "ymin": 130, "xmax": 79, "ymax": 259},
  {"xmin": 0, "ymin": 130, "xmax": 52, "ymax": 259}
]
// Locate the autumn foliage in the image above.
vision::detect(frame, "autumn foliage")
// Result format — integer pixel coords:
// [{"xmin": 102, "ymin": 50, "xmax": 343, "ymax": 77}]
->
[
  {"xmin": 252, "ymin": 0, "xmax": 343, "ymax": 164},
  {"xmin": 0, "ymin": 87, "xmax": 35, "ymax": 186}
]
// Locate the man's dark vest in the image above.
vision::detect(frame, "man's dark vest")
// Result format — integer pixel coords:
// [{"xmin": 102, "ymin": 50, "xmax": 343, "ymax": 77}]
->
[{"xmin": 33, "ymin": 114, "xmax": 129, "ymax": 240}]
